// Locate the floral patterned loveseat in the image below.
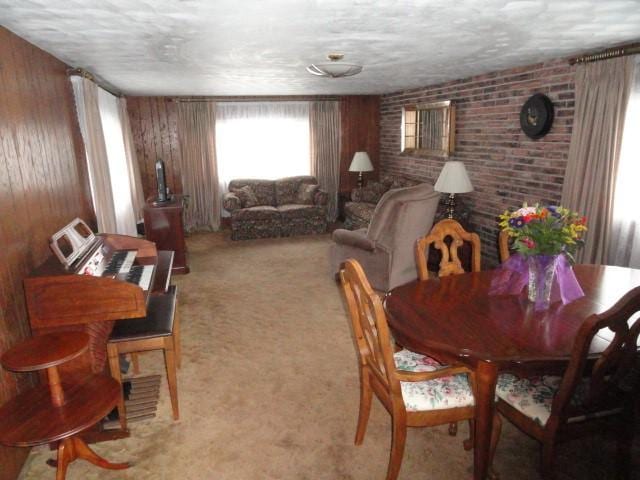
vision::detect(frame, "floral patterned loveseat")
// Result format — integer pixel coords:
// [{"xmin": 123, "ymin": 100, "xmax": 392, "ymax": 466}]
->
[
  {"xmin": 223, "ymin": 176, "xmax": 328, "ymax": 240},
  {"xmin": 343, "ymin": 175, "xmax": 420, "ymax": 230}
]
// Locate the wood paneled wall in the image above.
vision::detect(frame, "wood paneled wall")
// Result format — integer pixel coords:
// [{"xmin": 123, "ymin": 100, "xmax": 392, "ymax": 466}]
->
[
  {"xmin": 339, "ymin": 96, "xmax": 380, "ymax": 192},
  {"xmin": 126, "ymin": 96, "xmax": 380, "ymax": 200},
  {"xmin": 0, "ymin": 27, "xmax": 93, "ymax": 480},
  {"xmin": 126, "ymin": 97, "xmax": 182, "ymax": 200}
]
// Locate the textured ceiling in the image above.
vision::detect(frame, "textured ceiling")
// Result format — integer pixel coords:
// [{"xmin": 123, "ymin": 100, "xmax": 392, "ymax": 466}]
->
[{"xmin": 2, "ymin": 0, "xmax": 640, "ymax": 96}]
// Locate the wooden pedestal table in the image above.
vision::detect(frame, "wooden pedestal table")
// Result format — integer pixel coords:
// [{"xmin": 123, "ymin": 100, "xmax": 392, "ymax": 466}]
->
[{"xmin": 0, "ymin": 332, "xmax": 129, "ymax": 480}]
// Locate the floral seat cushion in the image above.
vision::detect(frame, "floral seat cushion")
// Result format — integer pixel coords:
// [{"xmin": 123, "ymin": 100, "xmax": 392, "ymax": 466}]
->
[
  {"xmin": 393, "ymin": 349, "xmax": 475, "ymax": 412},
  {"xmin": 495, "ymin": 374, "xmax": 617, "ymax": 427}
]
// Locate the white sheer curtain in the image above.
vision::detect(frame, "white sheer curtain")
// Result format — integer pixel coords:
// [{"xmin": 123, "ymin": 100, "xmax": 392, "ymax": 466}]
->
[
  {"xmin": 71, "ymin": 75, "xmax": 140, "ymax": 235},
  {"xmin": 71, "ymin": 76, "xmax": 117, "ymax": 233},
  {"xmin": 610, "ymin": 55, "xmax": 640, "ymax": 268},
  {"xmin": 215, "ymin": 102, "xmax": 310, "ymax": 191},
  {"xmin": 96, "ymin": 89, "xmax": 138, "ymax": 236}
]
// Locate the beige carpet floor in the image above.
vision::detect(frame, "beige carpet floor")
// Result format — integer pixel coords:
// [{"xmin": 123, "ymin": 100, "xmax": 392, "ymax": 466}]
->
[{"xmin": 18, "ymin": 232, "xmax": 639, "ymax": 479}]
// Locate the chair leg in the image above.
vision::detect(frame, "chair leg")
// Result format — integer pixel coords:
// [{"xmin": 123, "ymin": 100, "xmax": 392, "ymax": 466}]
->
[
  {"xmin": 106, "ymin": 343, "xmax": 127, "ymax": 430},
  {"xmin": 163, "ymin": 339, "xmax": 180, "ymax": 420},
  {"xmin": 386, "ymin": 415, "xmax": 407, "ymax": 480},
  {"xmin": 540, "ymin": 440, "xmax": 556, "ymax": 480},
  {"xmin": 616, "ymin": 409, "xmax": 634, "ymax": 480},
  {"xmin": 355, "ymin": 373, "xmax": 373, "ymax": 445},
  {"xmin": 173, "ymin": 306, "xmax": 181, "ymax": 369},
  {"xmin": 463, "ymin": 419, "xmax": 474, "ymax": 451},
  {"xmin": 131, "ymin": 352, "xmax": 140, "ymax": 375}
]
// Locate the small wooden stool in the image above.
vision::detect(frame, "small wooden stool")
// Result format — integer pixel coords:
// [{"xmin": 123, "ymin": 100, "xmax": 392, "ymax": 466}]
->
[
  {"xmin": 0, "ymin": 331, "xmax": 129, "ymax": 480},
  {"xmin": 107, "ymin": 285, "xmax": 179, "ymax": 429}
]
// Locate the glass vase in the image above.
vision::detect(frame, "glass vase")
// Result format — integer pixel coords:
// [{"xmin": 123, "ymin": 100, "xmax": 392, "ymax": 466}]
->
[{"xmin": 527, "ymin": 254, "xmax": 559, "ymax": 309}]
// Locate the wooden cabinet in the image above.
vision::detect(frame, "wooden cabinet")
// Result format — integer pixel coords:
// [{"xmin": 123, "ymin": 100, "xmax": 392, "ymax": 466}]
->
[{"xmin": 143, "ymin": 195, "xmax": 189, "ymax": 274}]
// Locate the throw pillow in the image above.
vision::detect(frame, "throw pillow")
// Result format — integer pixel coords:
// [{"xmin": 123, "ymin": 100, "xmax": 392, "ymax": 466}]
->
[
  {"xmin": 360, "ymin": 182, "xmax": 388, "ymax": 203},
  {"xmin": 296, "ymin": 183, "xmax": 319, "ymax": 205},
  {"xmin": 231, "ymin": 185, "xmax": 259, "ymax": 208}
]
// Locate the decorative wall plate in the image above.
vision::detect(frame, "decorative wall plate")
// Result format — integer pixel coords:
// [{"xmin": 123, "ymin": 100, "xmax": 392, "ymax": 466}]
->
[{"xmin": 520, "ymin": 93, "xmax": 554, "ymax": 139}]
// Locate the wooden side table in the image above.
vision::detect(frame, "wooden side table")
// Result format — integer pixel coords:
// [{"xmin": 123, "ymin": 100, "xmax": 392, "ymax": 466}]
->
[{"xmin": 0, "ymin": 332, "xmax": 129, "ymax": 479}]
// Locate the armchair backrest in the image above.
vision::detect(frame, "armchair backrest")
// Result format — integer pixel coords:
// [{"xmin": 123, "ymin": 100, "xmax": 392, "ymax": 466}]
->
[
  {"xmin": 549, "ymin": 286, "xmax": 640, "ymax": 429},
  {"xmin": 366, "ymin": 183, "xmax": 441, "ymax": 289}
]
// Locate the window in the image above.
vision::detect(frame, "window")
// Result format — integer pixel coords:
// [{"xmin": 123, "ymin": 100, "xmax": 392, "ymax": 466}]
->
[
  {"xmin": 401, "ymin": 100, "xmax": 455, "ymax": 156},
  {"xmin": 610, "ymin": 56, "xmax": 640, "ymax": 268},
  {"xmin": 216, "ymin": 102, "xmax": 310, "ymax": 188}
]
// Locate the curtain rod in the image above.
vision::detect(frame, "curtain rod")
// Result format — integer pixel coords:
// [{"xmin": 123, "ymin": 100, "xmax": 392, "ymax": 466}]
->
[
  {"xmin": 67, "ymin": 68, "xmax": 122, "ymax": 97},
  {"xmin": 167, "ymin": 96, "xmax": 341, "ymax": 103},
  {"xmin": 569, "ymin": 43, "xmax": 640, "ymax": 65}
]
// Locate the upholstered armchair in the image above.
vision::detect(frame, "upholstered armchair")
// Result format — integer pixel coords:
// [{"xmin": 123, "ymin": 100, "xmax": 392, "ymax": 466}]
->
[{"xmin": 330, "ymin": 183, "xmax": 441, "ymax": 292}]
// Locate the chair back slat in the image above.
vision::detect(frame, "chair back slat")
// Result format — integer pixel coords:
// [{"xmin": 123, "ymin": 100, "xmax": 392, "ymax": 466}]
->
[
  {"xmin": 551, "ymin": 286, "xmax": 640, "ymax": 422},
  {"xmin": 340, "ymin": 259, "xmax": 399, "ymax": 392},
  {"xmin": 416, "ymin": 219, "xmax": 481, "ymax": 281},
  {"xmin": 498, "ymin": 229, "xmax": 511, "ymax": 263}
]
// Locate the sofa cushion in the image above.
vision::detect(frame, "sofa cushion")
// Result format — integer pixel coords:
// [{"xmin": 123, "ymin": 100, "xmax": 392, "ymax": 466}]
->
[
  {"xmin": 358, "ymin": 182, "xmax": 389, "ymax": 203},
  {"xmin": 231, "ymin": 185, "xmax": 259, "ymax": 208},
  {"xmin": 275, "ymin": 176, "xmax": 317, "ymax": 206},
  {"xmin": 228, "ymin": 179, "xmax": 276, "ymax": 206},
  {"xmin": 344, "ymin": 202, "xmax": 376, "ymax": 223},
  {"xmin": 296, "ymin": 183, "xmax": 319, "ymax": 205},
  {"xmin": 277, "ymin": 204, "xmax": 324, "ymax": 221},
  {"xmin": 381, "ymin": 175, "xmax": 420, "ymax": 189},
  {"xmin": 233, "ymin": 205, "xmax": 280, "ymax": 221}
]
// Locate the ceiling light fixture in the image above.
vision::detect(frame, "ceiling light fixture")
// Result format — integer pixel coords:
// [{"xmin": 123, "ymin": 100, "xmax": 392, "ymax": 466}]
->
[{"xmin": 306, "ymin": 53, "xmax": 363, "ymax": 78}]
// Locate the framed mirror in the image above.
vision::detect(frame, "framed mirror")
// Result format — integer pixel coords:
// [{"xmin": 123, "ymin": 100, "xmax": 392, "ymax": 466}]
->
[{"xmin": 401, "ymin": 100, "xmax": 455, "ymax": 156}]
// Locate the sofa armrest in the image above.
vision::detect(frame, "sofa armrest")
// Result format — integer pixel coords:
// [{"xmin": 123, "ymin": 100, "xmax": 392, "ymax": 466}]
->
[
  {"xmin": 332, "ymin": 228, "xmax": 375, "ymax": 251},
  {"xmin": 223, "ymin": 192, "xmax": 242, "ymax": 212},
  {"xmin": 314, "ymin": 188, "xmax": 328, "ymax": 206}
]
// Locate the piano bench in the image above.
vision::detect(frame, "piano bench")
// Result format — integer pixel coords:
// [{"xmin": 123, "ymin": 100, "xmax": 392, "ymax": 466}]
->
[{"xmin": 107, "ymin": 285, "xmax": 180, "ymax": 430}]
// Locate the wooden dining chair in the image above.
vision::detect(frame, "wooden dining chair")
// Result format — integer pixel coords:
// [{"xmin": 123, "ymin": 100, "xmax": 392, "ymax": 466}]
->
[
  {"xmin": 415, "ymin": 219, "xmax": 481, "ymax": 281},
  {"xmin": 495, "ymin": 286, "xmax": 640, "ymax": 479},
  {"xmin": 415, "ymin": 219, "xmax": 481, "ymax": 436},
  {"xmin": 498, "ymin": 229, "xmax": 511, "ymax": 263},
  {"xmin": 339, "ymin": 259, "xmax": 500, "ymax": 480}
]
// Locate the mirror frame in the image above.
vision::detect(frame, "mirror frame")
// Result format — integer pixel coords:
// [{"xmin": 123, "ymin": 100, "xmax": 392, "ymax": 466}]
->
[{"xmin": 401, "ymin": 100, "xmax": 456, "ymax": 156}]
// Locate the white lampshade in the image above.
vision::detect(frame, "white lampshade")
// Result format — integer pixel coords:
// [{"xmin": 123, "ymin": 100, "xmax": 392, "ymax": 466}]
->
[
  {"xmin": 434, "ymin": 161, "xmax": 473, "ymax": 194},
  {"xmin": 349, "ymin": 152, "xmax": 374, "ymax": 172}
]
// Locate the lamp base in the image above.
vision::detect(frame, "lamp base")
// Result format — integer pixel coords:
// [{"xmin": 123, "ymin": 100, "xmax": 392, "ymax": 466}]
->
[
  {"xmin": 445, "ymin": 193, "xmax": 456, "ymax": 219},
  {"xmin": 357, "ymin": 171, "xmax": 364, "ymax": 188}
]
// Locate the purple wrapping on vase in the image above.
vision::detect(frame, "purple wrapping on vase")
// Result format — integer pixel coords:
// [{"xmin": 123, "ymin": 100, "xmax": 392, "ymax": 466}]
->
[{"xmin": 489, "ymin": 253, "xmax": 585, "ymax": 307}]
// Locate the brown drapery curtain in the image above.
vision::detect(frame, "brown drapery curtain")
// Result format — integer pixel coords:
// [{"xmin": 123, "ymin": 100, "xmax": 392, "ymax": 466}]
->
[
  {"xmin": 561, "ymin": 56, "xmax": 635, "ymax": 264},
  {"xmin": 70, "ymin": 76, "xmax": 117, "ymax": 233},
  {"xmin": 118, "ymin": 97, "xmax": 145, "ymax": 220},
  {"xmin": 177, "ymin": 102, "xmax": 220, "ymax": 231},
  {"xmin": 310, "ymin": 101, "xmax": 341, "ymax": 221}
]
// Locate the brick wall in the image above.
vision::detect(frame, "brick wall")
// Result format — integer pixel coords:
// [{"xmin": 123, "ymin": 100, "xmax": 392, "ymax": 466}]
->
[{"xmin": 380, "ymin": 58, "xmax": 576, "ymax": 266}]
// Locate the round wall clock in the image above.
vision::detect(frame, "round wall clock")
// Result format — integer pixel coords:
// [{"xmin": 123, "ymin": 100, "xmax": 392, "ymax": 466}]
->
[{"xmin": 519, "ymin": 93, "xmax": 554, "ymax": 139}]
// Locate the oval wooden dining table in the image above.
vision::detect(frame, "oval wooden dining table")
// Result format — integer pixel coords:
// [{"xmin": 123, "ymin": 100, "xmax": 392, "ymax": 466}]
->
[{"xmin": 385, "ymin": 264, "xmax": 640, "ymax": 480}]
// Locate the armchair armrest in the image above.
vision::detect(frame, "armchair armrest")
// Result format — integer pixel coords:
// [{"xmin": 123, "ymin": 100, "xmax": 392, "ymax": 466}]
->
[
  {"xmin": 332, "ymin": 228, "xmax": 375, "ymax": 251},
  {"xmin": 223, "ymin": 192, "xmax": 242, "ymax": 212},
  {"xmin": 395, "ymin": 365, "xmax": 473, "ymax": 382},
  {"xmin": 314, "ymin": 188, "xmax": 328, "ymax": 206}
]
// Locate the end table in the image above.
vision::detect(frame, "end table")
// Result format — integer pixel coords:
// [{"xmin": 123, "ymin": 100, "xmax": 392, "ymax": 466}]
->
[{"xmin": 0, "ymin": 332, "xmax": 129, "ymax": 479}]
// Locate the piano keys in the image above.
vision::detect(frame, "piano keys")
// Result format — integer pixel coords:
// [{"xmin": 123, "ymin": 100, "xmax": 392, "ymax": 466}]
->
[{"xmin": 24, "ymin": 218, "xmax": 174, "ymax": 379}]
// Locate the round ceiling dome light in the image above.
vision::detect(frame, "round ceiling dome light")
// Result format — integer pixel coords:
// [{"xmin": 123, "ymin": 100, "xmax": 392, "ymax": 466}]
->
[{"xmin": 306, "ymin": 53, "xmax": 363, "ymax": 78}]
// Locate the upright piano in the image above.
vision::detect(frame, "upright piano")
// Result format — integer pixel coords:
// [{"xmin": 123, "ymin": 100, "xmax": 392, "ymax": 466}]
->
[{"xmin": 24, "ymin": 218, "xmax": 174, "ymax": 381}]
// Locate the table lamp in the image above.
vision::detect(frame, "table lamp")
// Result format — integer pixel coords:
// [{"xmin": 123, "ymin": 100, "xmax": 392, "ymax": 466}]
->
[
  {"xmin": 349, "ymin": 151, "xmax": 374, "ymax": 188},
  {"xmin": 434, "ymin": 161, "xmax": 473, "ymax": 219}
]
